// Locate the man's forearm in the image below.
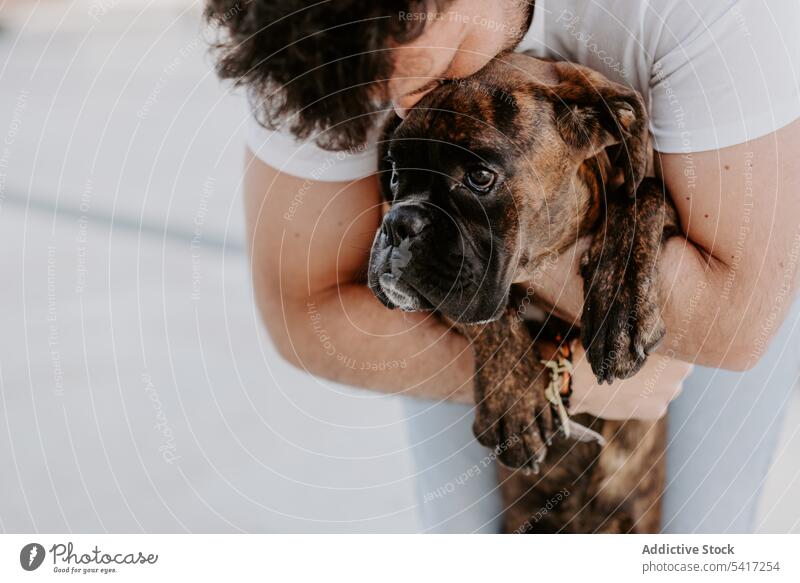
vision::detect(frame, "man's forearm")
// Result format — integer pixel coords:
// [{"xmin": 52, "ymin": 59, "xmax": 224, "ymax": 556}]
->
[
  {"xmin": 275, "ymin": 283, "xmax": 476, "ymax": 403},
  {"xmin": 531, "ymin": 234, "xmax": 777, "ymax": 370},
  {"xmin": 244, "ymin": 152, "xmax": 477, "ymax": 403}
]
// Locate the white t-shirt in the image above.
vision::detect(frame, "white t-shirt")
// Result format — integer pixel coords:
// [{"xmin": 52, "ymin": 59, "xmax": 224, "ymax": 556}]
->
[{"xmin": 247, "ymin": 0, "xmax": 800, "ymax": 182}]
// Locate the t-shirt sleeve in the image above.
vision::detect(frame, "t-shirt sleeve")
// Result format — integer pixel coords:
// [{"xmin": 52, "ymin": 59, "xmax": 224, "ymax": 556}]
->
[
  {"xmin": 246, "ymin": 114, "xmax": 380, "ymax": 182},
  {"xmin": 648, "ymin": 0, "xmax": 800, "ymax": 153}
]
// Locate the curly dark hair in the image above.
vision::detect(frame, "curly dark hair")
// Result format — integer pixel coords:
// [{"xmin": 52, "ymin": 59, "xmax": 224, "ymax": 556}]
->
[{"xmin": 205, "ymin": 0, "xmax": 452, "ymax": 150}]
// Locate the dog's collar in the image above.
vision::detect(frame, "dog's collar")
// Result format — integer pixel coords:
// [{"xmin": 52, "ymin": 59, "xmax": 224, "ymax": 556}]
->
[
  {"xmin": 540, "ymin": 336, "xmax": 575, "ymax": 438},
  {"xmin": 540, "ymin": 337, "xmax": 607, "ymax": 447}
]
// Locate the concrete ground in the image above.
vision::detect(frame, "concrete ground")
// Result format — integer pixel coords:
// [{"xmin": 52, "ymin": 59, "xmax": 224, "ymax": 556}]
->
[{"xmin": 0, "ymin": 0, "xmax": 797, "ymax": 533}]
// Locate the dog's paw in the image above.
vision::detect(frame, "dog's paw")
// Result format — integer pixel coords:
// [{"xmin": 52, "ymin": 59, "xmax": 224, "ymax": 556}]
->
[
  {"xmin": 472, "ymin": 368, "xmax": 555, "ymax": 473},
  {"xmin": 579, "ymin": 218, "xmax": 664, "ymax": 384}
]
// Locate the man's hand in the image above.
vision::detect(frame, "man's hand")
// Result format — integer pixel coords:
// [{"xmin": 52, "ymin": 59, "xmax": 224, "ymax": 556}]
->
[{"xmin": 570, "ymin": 343, "xmax": 691, "ymax": 420}]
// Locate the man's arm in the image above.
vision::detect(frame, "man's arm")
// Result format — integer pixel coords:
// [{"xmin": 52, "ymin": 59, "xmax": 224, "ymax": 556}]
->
[
  {"xmin": 532, "ymin": 119, "xmax": 800, "ymax": 371},
  {"xmin": 243, "ymin": 147, "xmax": 475, "ymax": 402},
  {"xmin": 245, "ymin": 146, "xmax": 691, "ymax": 415}
]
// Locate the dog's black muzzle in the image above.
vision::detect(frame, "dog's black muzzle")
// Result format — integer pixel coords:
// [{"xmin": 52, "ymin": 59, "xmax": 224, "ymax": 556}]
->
[
  {"xmin": 368, "ymin": 202, "xmax": 508, "ymax": 323},
  {"xmin": 380, "ymin": 203, "xmax": 430, "ymax": 247}
]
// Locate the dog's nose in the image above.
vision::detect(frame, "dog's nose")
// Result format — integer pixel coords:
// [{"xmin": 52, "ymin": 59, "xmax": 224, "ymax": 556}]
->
[{"xmin": 382, "ymin": 205, "xmax": 429, "ymax": 247}]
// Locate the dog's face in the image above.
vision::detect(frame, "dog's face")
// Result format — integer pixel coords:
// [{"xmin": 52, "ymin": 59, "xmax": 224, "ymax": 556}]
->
[{"xmin": 368, "ymin": 53, "xmax": 647, "ymax": 323}]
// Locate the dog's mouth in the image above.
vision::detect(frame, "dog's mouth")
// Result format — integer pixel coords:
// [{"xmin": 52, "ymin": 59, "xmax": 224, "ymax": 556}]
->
[
  {"xmin": 368, "ymin": 246, "xmax": 507, "ymax": 323},
  {"xmin": 367, "ymin": 214, "xmax": 512, "ymax": 323},
  {"xmin": 377, "ymin": 273, "xmax": 431, "ymax": 312},
  {"xmin": 368, "ymin": 238, "xmax": 434, "ymax": 312}
]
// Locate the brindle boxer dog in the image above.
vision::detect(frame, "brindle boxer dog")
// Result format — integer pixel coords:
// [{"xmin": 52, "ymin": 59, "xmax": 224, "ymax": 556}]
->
[{"xmin": 367, "ymin": 52, "xmax": 681, "ymax": 533}]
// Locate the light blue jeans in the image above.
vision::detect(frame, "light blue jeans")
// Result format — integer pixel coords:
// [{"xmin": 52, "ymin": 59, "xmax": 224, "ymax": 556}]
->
[{"xmin": 403, "ymin": 299, "xmax": 800, "ymax": 533}]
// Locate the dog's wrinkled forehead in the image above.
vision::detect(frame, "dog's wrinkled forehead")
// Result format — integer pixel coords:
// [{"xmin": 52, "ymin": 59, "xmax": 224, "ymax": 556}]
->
[{"xmin": 392, "ymin": 74, "xmax": 546, "ymax": 160}]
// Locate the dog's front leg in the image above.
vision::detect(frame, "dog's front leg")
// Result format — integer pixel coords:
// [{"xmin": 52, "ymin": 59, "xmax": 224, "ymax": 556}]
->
[
  {"xmin": 580, "ymin": 177, "xmax": 681, "ymax": 383},
  {"xmin": 452, "ymin": 309, "xmax": 556, "ymax": 473}
]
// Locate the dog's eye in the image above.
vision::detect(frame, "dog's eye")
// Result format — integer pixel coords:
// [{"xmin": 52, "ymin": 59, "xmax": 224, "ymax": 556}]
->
[
  {"xmin": 465, "ymin": 167, "xmax": 496, "ymax": 192},
  {"xmin": 384, "ymin": 156, "xmax": 400, "ymax": 190}
]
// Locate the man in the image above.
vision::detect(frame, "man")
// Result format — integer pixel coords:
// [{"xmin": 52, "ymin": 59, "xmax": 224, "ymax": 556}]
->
[{"xmin": 207, "ymin": 0, "xmax": 800, "ymax": 532}]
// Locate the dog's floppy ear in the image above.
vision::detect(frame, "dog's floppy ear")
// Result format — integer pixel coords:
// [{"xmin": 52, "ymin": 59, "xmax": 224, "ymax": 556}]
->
[{"xmin": 547, "ymin": 62, "xmax": 649, "ymax": 198}]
